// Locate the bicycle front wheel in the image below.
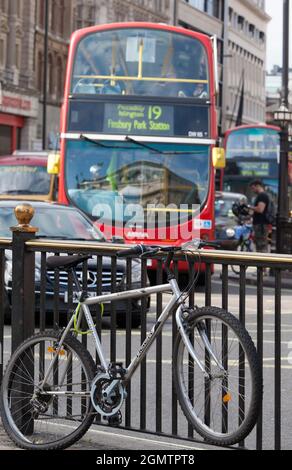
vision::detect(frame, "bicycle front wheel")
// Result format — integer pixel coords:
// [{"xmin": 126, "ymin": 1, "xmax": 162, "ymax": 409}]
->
[
  {"xmin": 0, "ymin": 330, "xmax": 96, "ymax": 450},
  {"xmin": 173, "ymin": 307, "xmax": 262, "ymax": 446}
]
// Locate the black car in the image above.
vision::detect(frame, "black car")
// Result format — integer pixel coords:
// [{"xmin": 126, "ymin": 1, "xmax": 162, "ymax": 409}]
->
[
  {"xmin": 215, "ymin": 191, "xmax": 249, "ymax": 248},
  {"xmin": 1, "ymin": 201, "xmax": 148, "ymax": 327}
]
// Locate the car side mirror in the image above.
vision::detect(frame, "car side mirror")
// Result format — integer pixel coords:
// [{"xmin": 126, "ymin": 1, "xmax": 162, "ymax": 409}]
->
[
  {"xmin": 212, "ymin": 147, "xmax": 226, "ymax": 169},
  {"xmin": 47, "ymin": 152, "xmax": 60, "ymax": 175}
]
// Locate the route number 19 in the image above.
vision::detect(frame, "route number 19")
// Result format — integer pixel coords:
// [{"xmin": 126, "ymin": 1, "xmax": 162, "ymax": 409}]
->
[{"xmin": 148, "ymin": 106, "xmax": 162, "ymax": 121}]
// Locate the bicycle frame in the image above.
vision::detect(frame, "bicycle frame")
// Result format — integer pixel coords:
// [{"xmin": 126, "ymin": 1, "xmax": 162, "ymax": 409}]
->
[{"xmin": 42, "ymin": 276, "xmax": 223, "ymax": 392}]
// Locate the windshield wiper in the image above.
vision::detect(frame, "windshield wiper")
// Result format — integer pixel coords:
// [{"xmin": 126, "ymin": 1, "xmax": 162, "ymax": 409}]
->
[
  {"xmin": 80, "ymin": 133, "xmax": 200, "ymax": 155},
  {"xmin": 125, "ymin": 136, "xmax": 162, "ymax": 154},
  {"xmin": 80, "ymin": 135, "xmax": 110, "ymax": 148},
  {"xmin": 125, "ymin": 136, "xmax": 201, "ymax": 155}
]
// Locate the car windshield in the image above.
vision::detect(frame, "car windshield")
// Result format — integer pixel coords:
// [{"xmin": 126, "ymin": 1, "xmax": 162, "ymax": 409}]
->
[
  {"xmin": 0, "ymin": 206, "xmax": 104, "ymax": 240},
  {"xmin": 0, "ymin": 165, "xmax": 51, "ymax": 195},
  {"xmin": 65, "ymin": 139, "xmax": 210, "ymax": 228},
  {"xmin": 215, "ymin": 197, "xmax": 243, "ymax": 218}
]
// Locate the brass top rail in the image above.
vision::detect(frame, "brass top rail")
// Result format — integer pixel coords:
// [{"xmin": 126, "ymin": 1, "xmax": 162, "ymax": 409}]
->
[
  {"xmin": 0, "ymin": 238, "xmax": 12, "ymax": 247},
  {"xmin": 24, "ymin": 239, "xmax": 292, "ymax": 268}
]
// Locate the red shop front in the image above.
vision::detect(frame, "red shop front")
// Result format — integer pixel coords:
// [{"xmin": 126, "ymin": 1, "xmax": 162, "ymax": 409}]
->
[{"xmin": 0, "ymin": 112, "xmax": 24, "ymax": 156}]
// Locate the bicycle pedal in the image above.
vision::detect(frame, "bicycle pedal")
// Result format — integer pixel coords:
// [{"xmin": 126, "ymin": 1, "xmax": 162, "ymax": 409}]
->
[
  {"xmin": 109, "ymin": 362, "xmax": 126, "ymax": 379},
  {"xmin": 108, "ymin": 411, "xmax": 122, "ymax": 427}
]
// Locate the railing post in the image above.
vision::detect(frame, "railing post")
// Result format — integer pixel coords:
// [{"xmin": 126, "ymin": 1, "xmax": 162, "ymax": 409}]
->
[{"xmin": 10, "ymin": 203, "xmax": 38, "ymax": 352}]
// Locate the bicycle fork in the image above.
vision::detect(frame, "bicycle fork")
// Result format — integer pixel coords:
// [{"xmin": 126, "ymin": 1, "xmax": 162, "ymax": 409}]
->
[{"xmin": 175, "ymin": 306, "xmax": 225, "ymax": 377}]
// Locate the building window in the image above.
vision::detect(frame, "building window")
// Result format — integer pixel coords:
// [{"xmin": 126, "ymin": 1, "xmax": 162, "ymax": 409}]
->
[
  {"xmin": 15, "ymin": 42, "xmax": 21, "ymax": 69},
  {"xmin": 51, "ymin": 1, "xmax": 57, "ymax": 33},
  {"xmin": 0, "ymin": 0, "xmax": 7, "ymax": 13},
  {"xmin": 59, "ymin": 0, "xmax": 65, "ymax": 35},
  {"xmin": 16, "ymin": 0, "xmax": 22, "ymax": 17},
  {"xmin": 186, "ymin": 0, "xmax": 221, "ymax": 17},
  {"xmin": 187, "ymin": 1, "xmax": 205, "ymax": 12},
  {"xmin": 37, "ymin": 51, "xmax": 43, "ymax": 91},
  {"xmin": 38, "ymin": 0, "xmax": 45, "ymax": 27},
  {"xmin": 56, "ymin": 56, "xmax": 63, "ymax": 99},
  {"xmin": 249, "ymin": 24, "xmax": 255, "ymax": 38},
  {"xmin": 238, "ymin": 15, "xmax": 244, "ymax": 31},
  {"xmin": 48, "ymin": 53, "xmax": 54, "ymax": 95},
  {"xmin": 259, "ymin": 31, "xmax": 265, "ymax": 44},
  {"xmin": 0, "ymin": 37, "xmax": 6, "ymax": 66}
]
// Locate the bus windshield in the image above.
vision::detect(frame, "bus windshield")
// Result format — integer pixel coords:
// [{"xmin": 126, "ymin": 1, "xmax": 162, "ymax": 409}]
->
[
  {"xmin": 224, "ymin": 127, "xmax": 280, "ymax": 202},
  {"xmin": 71, "ymin": 27, "xmax": 209, "ymax": 99},
  {"xmin": 225, "ymin": 127, "xmax": 280, "ymax": 160},
  {"xmin": 0, "ymin": 165, "xmax": 51, "ymax": 195},
  {"xmin": 65, "ymin": 139, "xmax": 210, "ymax": 228}
]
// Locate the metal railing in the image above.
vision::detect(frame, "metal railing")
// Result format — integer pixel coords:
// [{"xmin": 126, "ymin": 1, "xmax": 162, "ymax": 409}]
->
[{"xmin": 1, "ymin": 223, "xmax": 292, "ymax": 450}]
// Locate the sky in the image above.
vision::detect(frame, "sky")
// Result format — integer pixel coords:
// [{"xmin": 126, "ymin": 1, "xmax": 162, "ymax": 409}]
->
[{"xmin": 265, "ymin": 0, "xmax": 292, "ymax": 72}]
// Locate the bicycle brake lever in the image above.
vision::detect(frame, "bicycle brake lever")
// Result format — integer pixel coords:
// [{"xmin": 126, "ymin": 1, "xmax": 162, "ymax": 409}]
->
[{"xmin": 181, "ymin": 239, "xmax": 201, "ymax": 251}]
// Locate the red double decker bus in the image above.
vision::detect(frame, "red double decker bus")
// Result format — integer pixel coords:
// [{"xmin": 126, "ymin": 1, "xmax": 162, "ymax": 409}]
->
[
  {"xmin": 221, "ymin": 124, "xmax": 281, "ymax": 205},
  {"xmin": 50, "ymin": 22, "xmax": 223, "ymax": 271}
]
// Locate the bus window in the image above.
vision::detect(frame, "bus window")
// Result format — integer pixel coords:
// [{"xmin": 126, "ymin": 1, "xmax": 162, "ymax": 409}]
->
[{"xmin": 71, "ymin": 28, "xmax": 209, "ymax": 99}]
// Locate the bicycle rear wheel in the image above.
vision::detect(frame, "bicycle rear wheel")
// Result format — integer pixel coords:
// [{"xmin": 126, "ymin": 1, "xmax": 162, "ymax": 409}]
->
[
  {"xmin": 173, "ymin": 307, "xmax": 262, "ymax": 446},
  {"xmin": 0, "ymin": 330, "xmax": 96, "ymax": 450}
]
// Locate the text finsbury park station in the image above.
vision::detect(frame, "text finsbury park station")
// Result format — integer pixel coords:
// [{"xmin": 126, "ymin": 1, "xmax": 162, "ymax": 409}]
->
[{"xmin": 104, "ymin": 104, "xmax": 173, "ymax": 134}]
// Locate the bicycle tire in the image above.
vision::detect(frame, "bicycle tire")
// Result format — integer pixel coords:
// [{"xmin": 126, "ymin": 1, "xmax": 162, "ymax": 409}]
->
[
  {"xmin": 173, "ymin": 306, "xmax": 262, "ymax": 446},
  {"xmin": 0, "ymin": 330, "xmax": 96, "ymax": 450},
  {"xmin": 231, "ymin": 242, "xmax": 251, "ymax": 275}
]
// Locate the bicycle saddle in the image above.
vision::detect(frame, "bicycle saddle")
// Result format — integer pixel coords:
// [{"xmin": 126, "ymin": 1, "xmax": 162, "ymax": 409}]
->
[{"xmin": 46, "ymin": 254, "xmax": 91, "ymax": 270}]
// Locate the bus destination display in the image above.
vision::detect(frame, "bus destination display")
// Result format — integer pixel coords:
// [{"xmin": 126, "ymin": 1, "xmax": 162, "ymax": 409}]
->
[{"xmin": 68, "ymin": 100, "xmax": 209, "ymax": 139}]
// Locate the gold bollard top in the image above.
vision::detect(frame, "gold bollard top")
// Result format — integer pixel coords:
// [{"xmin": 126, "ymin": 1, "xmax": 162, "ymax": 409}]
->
[{"xmin": 10, "ymin": 203, "xmax": 39, "ymax": 233}]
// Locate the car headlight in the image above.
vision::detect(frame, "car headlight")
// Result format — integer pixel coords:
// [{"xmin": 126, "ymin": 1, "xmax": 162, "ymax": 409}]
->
[
  {"xmin": 5, "ymin": 260, "xmax": 41, "ymax": 284},
  {"xmin": 226, "ymin": 228, "xmax": 236, "ymax": 238}
]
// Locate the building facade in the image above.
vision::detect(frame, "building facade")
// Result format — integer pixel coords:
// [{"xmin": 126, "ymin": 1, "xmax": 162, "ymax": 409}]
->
[
  {"xmin": 0, "ymin": 0, "xmax": 38, "ymax": 155},
  {"xmin": 73, "ymin": 0, "xmax": 171, "ymax": 28},
  {"xmin": 0, "ymin": 0, "xmax": 74, "ymax": 155},
  {"xmin": 0, "ymin": 0, "xmax": 270, "ymax": 154},
  {"xmin": 266, "ymin": 65, "xmax": 292, "ymax": 123},
  {"xmin": 35, "ymin": 0, "xmax": 74, "ymax": 150},
  {"xmin": 225, "ymin": 0, "xmax": 269, "ymax": 130},
  {"xmin": 176, "ymin": 0, "xmax": 270, "ymax": 133}
]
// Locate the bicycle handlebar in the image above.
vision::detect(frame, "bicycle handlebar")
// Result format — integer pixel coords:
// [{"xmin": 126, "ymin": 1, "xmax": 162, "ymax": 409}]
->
[
  {"xmin": 116, "ymin": 239, "xmax": 221, "ymax": 258},
  {"xmin": 116, "ymin": 244, "xmax": 153, "ymax": 258}
]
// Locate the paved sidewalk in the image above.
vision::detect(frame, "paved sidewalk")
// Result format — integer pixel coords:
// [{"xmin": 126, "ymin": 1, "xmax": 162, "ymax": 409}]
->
[{"xmin": 0, "ymin": 419, "xmax": 222, "ymax": 451}]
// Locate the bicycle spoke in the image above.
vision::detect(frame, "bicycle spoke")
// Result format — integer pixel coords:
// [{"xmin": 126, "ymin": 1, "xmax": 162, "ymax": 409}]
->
[
  {"xmin": 174, "ymin": 309, "xmax": 260, "ymax": 444},
  {"xmin": 1, "ymin": 333, "xmax": 94, "ymax": 449}
]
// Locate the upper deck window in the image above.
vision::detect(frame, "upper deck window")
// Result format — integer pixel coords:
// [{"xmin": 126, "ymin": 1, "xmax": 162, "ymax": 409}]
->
[
  {"xmin": 226, "ymin": 128, "xmax": 280, "ymax": 160},
  {"xmin": 71, "ymin": 28, "xmax": 209, "ymax": 99}
]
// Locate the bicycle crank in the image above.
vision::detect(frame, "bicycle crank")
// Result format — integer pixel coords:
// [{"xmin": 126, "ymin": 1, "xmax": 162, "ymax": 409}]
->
[{"xmin": 90, "ymin": 372, "xmax": 126, "ymax": 417}]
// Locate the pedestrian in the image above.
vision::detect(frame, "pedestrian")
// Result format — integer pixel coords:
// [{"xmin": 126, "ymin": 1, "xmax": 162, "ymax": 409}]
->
[{"xmin": 248, "ymin": 180, "xmax": 271, "ymax": 255}]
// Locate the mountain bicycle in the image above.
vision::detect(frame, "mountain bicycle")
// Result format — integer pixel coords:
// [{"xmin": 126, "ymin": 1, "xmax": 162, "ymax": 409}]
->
[{"xmin": 0, "ymin": 240, "xmax": 262, "ymax": 450}]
